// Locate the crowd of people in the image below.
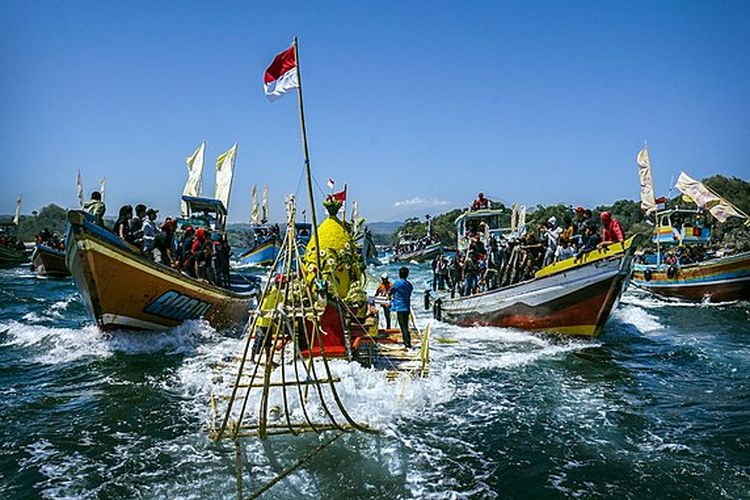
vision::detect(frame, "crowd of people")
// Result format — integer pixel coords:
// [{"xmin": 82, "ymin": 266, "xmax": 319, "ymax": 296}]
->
[
  {"xmin": 83, "ymin": 191, "xmax": 232, "ymax": 288},
  {"xmin": 0, "ymin": 229, "xmax": 26, "ymax": 253},
  {"xmin": 34, "ymin": 228, "xmax": 65, "ymax": 251},
  {"xmin": 432, "ymin": 206, "xmax": 626, "ymax": 296}
]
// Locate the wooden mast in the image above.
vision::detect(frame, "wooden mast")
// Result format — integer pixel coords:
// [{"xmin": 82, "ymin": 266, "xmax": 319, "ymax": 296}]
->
[{"xmin": 293, "ymin": 36, "xmax": 322, "ymax": 275}]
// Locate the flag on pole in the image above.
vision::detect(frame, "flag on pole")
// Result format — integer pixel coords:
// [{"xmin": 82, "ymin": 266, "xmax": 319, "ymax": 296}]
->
[
  {"xmin": 510, "ymin": 203, "xmax": 518, "ymax": 232},
  {"xmin": 76, "ymin": 170, "xmax": 84, "ymax": 208},
  {"xmin": 675, "ymin": 172, "xmax": 746, "ymax": 223},
  {"xmin": 215, "ymin": 143, "xmax": 238, "ymax": 209},
  {"xmin": 182, "ymin": 142, "xmax": 206, "ymax": 216},
  {"xmin": 331, "ymin": 185, "xmax": 347, "ymax": 202},
  {"xmin": 326, "ymin": 178, "xmax": 335, "ymax": 190},
  {"xmin": 261, "ymin": 185, "xmax": 269, "ymax": 224},
  {"xmin": 99, "ymin": 177, "xmax": 106, "ymax": 202},
  {"xmin": 636, "ymin": 146, "xmax": 656, "ymax": 214},
  {"xmin": 13, "ymin": 194, "xmax": 22, "ymax": 225},
  {"xmin": 251, "ymin": 185, "xmax": 259, "ymax": 225},
  {"xmin": 263, "ymin": 45, "xmax": 298, "ymax": 101}
]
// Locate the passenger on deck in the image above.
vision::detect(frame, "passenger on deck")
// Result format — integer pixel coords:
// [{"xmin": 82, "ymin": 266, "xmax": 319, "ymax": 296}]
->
[
  {"xmin": 578, "ymin": 225, "xmax": 601, "ymax": 256},
  {"xmin": 142, "ymin": 208, "xmax": 159, "ymax": 257},
  {"xmin": 555, "ymin": 237, "xmax": 575, "ymax": 262},
  {"xmin": 450, "ymin": 251, "xmax": 463, "ymax": 296},
  {"xmin": 389, "ymin": 267, "xmax": 414, "ymax": 349},
  {"xmin": 463, "ymin": 254, "xmax": 479, "ymax": 295},
  {"xmin": 471, "ymin": 192, "xmax": 491, "ymax": 211},
  {"xmin": 213, "ymin": 233, "xmax": 231, "ymax": 287},
  {"xmin": 375, "ymin": 273, "xmax": 392, "ymax": 329},
  {"xmin": 153, "ymin": 218, "xmax": 176, "ymax": 266},
  {"xmin": 541, "ymin": 216, "xmax": 562, "ymax": 267},
  {"xmin": 130, "ymin": 204, "xmax": 147, "ymax": 249},
  {"xmin": 113, "ymin": 205, "xmax": 133, "ymax": 243},
  {"xmin": 83, "ymin": 191, "xmax": 106, "ymax": 227},
  {"xmin": 176, "ymin": 226, "xmax": 195, "ymax": 270},
  {"xmin": 599, "ymin": 211, "xmax": 625, "ymax": 247}
]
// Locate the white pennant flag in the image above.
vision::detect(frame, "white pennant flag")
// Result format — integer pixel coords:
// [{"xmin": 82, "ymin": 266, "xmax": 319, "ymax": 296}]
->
[
  {"xmin": 637, "ymin": 146, "xmax": 656, "ymax": 214},
  {"xmin": 251, "ymin": 185, "xmax": 259, "ymax": 225},
  {"xmin": 261, "ymin": 185, "xmax": 269, "ymax": 224},
  {"xmin": 13, "ymin": 194, "xmax": 22, "ymax": 225},
  {"xmin": 76, "ymin": 170, "xmax": 85, "ymax": 208},
  {"xmin": 182, "ymin": 142, "xmax": 206, "ymax": 216},
  {"xmin": 215, "ymin": 143, "xmax": 237, "ymax": 209},
  {"xmin": 99, "ymin": 177, "xmax": 106, "ymax": 202},
  {"xmin": 675, "ymin": 172, "xmax": 745, "ymax": 223}
]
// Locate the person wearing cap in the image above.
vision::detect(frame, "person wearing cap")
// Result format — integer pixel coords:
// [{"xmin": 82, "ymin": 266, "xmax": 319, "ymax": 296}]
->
[
  {"xmin": 375, "ymin": 272, "xmax": 392, "ymax": 329},
  {"xmin": 253, "ymin": 274, "xmax": 285, "ymax": 362},
  {"xmin": 142, "ymin": 208, "xmax": 160, "ymax": 256}
]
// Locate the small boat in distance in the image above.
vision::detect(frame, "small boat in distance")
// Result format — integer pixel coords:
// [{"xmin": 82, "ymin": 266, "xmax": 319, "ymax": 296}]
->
[
  {"xmin": 631, "ymin": 148, "xmax": 750, "ymax": 302},
  {"xmin": 31, "ymin": 244, "xmax": 70, "ymax": 278},
  {"xmin": 631, "ymin": 208, "xmax": 750, "ymax": 301}
]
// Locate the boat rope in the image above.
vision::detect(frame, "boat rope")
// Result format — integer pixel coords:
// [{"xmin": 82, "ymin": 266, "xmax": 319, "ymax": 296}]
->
[{"xmin": 246, "ymin": 432, "xmax": 344, "ymax": 499}]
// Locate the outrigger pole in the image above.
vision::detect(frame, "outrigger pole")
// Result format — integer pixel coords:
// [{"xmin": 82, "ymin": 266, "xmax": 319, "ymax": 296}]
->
[{"xmin": 293, "ymin": 36, "xmax": 322, "ymax": 276}]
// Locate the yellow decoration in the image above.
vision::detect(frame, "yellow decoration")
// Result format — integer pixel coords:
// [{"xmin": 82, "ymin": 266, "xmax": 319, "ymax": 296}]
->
[{"xmin": 304, "ymin": 214, "xmax": 361, "ymax": 297}]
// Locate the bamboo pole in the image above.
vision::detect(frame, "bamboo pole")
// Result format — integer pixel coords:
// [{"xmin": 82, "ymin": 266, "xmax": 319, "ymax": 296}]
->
[{"xmin": 293, "ymin": 36, "xmax": 322, "ymax": 277}]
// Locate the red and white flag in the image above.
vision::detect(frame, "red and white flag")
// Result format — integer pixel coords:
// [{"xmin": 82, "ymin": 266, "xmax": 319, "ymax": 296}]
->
[
  {"xmin": 326, "ymin": 178, "xmax": 335, "ymax": 189},
  {"xmin": 331, "ymin": 185, "xmax": 347, "ymax": 202},
  {"xmin": 264, "ymin": 45, "xmax": 298, "ymax": 101}
]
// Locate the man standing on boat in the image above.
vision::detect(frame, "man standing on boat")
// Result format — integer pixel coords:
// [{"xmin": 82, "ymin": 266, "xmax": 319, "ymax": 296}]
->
[
  {"xmin": 83, "ymin": 191, "xmax": 106, "ymax": 227},
  {"xmin": 389, "ymin": 267, "xmax": 414, "ymax": 349}
]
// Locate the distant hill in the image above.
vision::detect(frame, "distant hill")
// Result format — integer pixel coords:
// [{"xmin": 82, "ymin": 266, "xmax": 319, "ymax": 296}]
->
[{"xmin": 367, "ymin": 221, "xmax": 403, "ymax": 235}]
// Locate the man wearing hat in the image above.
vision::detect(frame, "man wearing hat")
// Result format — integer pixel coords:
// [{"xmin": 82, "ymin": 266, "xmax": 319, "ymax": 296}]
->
[
  {"xmin": 142, "ymin": 207, "xmax": 160, "ymax": 257},
  {"xmin": 375, "ymin": 272, "xmax": 392, "ymax": 329}
]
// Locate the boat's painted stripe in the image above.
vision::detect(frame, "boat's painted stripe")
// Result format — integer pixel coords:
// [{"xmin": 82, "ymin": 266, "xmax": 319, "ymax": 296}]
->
[
  {"xmin": 535, "ymin": 235, "xmax": 637, "ymax": 279},
  {"xmin": 101, "ymin": 313, "xmax": 168, "ymax": 330},
  {"xmin": 633, "ymin": 275, "xmax": 750, "ymax": 288},
  {"xmin": 76, "ymin": 236, "xmax": 240, "ymax": 301}
]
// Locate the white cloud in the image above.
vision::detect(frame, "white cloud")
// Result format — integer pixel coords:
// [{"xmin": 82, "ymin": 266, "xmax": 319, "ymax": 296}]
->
[{"xmin": 393, "ymin": 196, "xmax": 451, "ymax": 208}]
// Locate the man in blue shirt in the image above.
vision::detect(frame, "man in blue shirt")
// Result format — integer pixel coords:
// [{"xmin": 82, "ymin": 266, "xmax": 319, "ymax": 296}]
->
[{"xmin": 389, "ymin": 266, "xmax": 414, "ymax": 348}]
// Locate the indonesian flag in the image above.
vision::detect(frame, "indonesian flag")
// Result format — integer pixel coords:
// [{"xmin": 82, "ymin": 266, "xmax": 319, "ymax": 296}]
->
[
  {"xmin": 264, "ymin": 45, "xmax": 298, "ymax": 101},
  {"xmin": 331, "ymin": 185, "xmax": 347, "ymax": 202},
  {"xmin": 326, "ymin": 178, "xmax": 335, "ymax": 189}
]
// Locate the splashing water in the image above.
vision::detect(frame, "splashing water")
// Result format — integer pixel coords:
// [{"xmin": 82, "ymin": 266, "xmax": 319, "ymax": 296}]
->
[{"xmin": 1, "ymin": 264, "xmax": 749, "ymax": 498}]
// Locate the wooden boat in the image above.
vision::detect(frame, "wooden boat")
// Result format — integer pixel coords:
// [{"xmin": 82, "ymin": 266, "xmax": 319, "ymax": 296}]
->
[
  {"xmin": 66, "ymin": 198, "xmax": 257, "ymax": 331},
  {"xmin": 31, "ymin": 244, "xmax": 70, "ymax": 277},
  {"xmin": 391, "ymin": 238, "xmax": 442, "ymax": 263},
  {"xmin": 238, "ymin": 228, "xmax": 281, "ymax": 266},
  {"xmin": 631, "ymin": 209, "xmax": 750, "ymax": 302},
  {"xmin": 0, "ymin": 223, "xmax": 29, "ymax": 267},
  {"xmin": 432, "ymin": 236, "xmax": 640, "ymax": 336}
]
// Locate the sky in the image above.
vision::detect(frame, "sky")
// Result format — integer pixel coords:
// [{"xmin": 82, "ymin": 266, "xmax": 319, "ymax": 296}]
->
[{"xmin": 1, "ymin": 0, "xmax": 749, "ymax": 223}]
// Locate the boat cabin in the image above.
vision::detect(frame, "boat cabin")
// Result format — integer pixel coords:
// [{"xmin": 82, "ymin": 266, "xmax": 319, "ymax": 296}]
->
[
  {"xmin": 653, "ymin": 208, "xmax": 711, "ymax": 246},
  {"xmin": 455, "ymin": 208, "xmax": 511, "ymax": 253},
  {"xmin": 179, "ymin": 196, "xmax": 228, "ymax": 233}
]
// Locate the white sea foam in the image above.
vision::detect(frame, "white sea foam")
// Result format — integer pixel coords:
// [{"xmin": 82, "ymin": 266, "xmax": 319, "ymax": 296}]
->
[
  {"xmin": 611, "ymin": 305, "xmax": 662, "ymax": 334},
  {"xmin": 0, "ymin": 319, "xmax": 219, "ymax": 365}
]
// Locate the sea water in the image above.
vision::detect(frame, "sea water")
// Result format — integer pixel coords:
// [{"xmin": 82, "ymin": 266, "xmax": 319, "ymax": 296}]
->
[{"xmin": 1, "ymin": 263, "xmax": 749, "ymax": 498}]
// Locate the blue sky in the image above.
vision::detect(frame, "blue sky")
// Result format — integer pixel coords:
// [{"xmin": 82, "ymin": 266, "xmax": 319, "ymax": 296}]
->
[{"xmin": 1, "ymin": 0, "xmax": 749, "ymax": 222}]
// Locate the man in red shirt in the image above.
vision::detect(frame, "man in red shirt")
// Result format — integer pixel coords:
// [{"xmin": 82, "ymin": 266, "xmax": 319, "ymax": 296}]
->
[{"xmin": 599, "ymin": 211, "xmax": 625, "ymax": 246}]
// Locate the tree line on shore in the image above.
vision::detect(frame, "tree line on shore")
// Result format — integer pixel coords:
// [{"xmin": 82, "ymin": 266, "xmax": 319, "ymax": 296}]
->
[{"xmin": 4, "ymin": 175, "xmax": 748, "ymax": 250}]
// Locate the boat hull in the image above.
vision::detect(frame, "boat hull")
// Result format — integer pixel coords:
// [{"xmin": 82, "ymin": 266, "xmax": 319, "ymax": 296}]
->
[
  {"xmin": 66, "ymin": 211, "xmax": 254, "ymax": 332},
  {"xmin": 392, "ymin": 243, "xmax": 443, "ymax": 263},
  {"xmin": 0, "ymin": 245, "xmax": 30, "ymax": 267},
  {"xmin": 238, "ymin": 240, "xmax": 280, "ymax": 266},
  {"xmin": 31, "ymin": 244, "xmax": 70, "ymax": 277},
  {"xmin": 632, "ymin": 251, "xmax": 750, "ymax": 302},
  {"xmin": 436, "ymin": 247, "xmax": 637, "ymax": 336}
]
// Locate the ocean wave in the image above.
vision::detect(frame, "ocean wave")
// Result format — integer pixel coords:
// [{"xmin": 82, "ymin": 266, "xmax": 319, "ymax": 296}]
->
[
  {"xmin": 0, "ymin": 319, "xmax": 220, "ymax": 365},
  {"xmin": 611, "ymin": 305, "xmax": 663, "ymax": 334}
]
